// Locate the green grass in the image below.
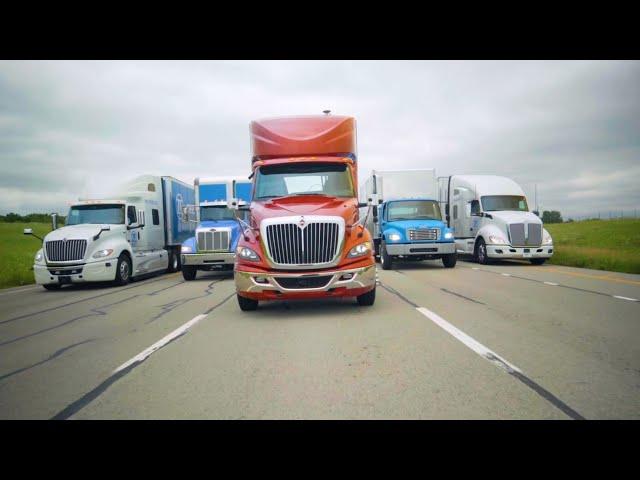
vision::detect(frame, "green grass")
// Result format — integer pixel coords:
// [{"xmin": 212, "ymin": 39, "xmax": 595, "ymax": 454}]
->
[
  {"xmin": 545, "ymin": 219, "xmax": 640, "ymax": 274},
  {"xmin": 0, "ymin": 222, "xmax": 52, "ymax": 289}
]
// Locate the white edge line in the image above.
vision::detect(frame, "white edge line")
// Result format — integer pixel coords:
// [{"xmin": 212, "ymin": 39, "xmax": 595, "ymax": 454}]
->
[
  {"xmin": 0, "ymin": 285, "xmax": 40, "ymax": 296},
  {"xmin": 416, "ymin": 306, "xmax": 522, "ymax": 374},
  {"xmin": 113, "ymin": 313, "xmax": 208, "ymax": 373},
  {"xmin": 544, "ymin": 281, "xmax": 559, "ymax": 286},
  {"xmin": 613, "ymin": 295, "xmax": 638, "ymax": 302}
]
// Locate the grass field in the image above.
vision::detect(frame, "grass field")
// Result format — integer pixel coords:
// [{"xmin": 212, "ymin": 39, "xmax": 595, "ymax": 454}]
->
[
  {"xmin": 0, "ymin": 222, "xmax": 51, "ymax": 289},
  {"xmin": 545, "ymin": 219, "xmax": 640, "ymax": 274}
]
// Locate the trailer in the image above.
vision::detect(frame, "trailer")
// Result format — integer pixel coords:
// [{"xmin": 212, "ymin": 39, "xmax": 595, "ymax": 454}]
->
[{"xmin": 26, "ymin": 175, "xmax": 195, "ymax": 289}]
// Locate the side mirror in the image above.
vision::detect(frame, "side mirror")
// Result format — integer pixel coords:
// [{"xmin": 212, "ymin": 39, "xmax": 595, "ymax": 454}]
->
[
  {"xmin": 51, "ymin": 213, "xmax": 58, "ymax": 230},
  {"xmin": 358, "ymin": 202, "xmax": 368, "ymax": 208}
]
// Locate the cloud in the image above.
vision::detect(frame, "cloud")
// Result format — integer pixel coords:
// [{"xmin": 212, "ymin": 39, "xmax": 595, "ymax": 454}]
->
[{"xmin": 0, "ymin": 60, "xmax": 639, "ymax": 218}]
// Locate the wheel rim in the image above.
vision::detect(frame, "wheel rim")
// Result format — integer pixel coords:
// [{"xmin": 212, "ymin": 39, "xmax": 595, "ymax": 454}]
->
[
  {"xmin": 173, "ymin": 256, "xmax": 178, "ymax": 269},
  {"xmin": 120, "ymin": 261, "xmax": 129, "ymax": 281},
  {"xmin": 479, "ymin": 244, "xmax": 485, "ymax": 262}
]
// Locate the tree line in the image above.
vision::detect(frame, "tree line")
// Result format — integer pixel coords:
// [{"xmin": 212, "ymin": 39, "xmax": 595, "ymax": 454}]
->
[{"xmin": 0, "ymin": 213, "xmax": 66, "ymax": 224}]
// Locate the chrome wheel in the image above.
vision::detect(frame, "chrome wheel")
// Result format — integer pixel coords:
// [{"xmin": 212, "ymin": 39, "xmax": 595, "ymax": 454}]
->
[{"xmin": 119, "ymin": 261, "xmax": 129, "ymax": 281}]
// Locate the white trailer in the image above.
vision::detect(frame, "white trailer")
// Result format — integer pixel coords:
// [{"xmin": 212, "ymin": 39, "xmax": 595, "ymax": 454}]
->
[
  {"xmin": 438, "ymin": 175, "xmax": 554, "ymax": 265},
  {"xmin": 26, "ymin": 175, "xmax": 195, "ymax": 290}
]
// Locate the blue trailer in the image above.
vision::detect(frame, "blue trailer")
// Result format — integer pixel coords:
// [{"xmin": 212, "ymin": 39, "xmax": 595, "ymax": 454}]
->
[
  {"xmin": 361, "ymin": 169, "xmax": 457, "ymax": 270},
  {"xmin": 180, "ymin": 176, "xmax": 251, "ymax": 280}
]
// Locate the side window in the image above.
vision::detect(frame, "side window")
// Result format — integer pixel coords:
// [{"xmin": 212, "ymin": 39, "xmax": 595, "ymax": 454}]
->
[
  {"xmin": 127, "ymin": 206, "xmax": 137, "ymax": 225},
  {"xmin": 453, "ymin": 205, "xmax": 458, "ymax": 220},
  {"xmin": 152, "ymin": 209, "xmax": 160, "ymax": 225}
]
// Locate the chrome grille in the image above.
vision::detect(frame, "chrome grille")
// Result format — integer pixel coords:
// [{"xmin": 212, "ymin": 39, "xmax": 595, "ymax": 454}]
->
[
  {"xmin": 408, "ymin": 228, "xmax": 439, "ymax": 241},
  {"xmin": 266, "ymin": 222, "xmax": 340, "ymax": 265},
  {"xmin": 509, "ymin": 223, "xmax": 542, "ymax": 246},
  {"xmin": 197, "ymin": 229, "xmax": 230, "ymax": 251},
  {"xmin": 45, "ymin": 239, "xmax": 87, "ymax": 262}
]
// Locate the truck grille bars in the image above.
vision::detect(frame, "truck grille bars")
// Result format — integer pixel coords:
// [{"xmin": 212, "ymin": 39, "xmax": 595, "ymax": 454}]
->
[
  {"xmin": 509, "ymin": 223, "xmax": 542, "ymax": 246},
  {"xmin": 197, "ymin": 229, "xmax": 231, "ymax": 252},
  {"xmin": 45, "ymin": 240, "xmax": 87, "ymax": 262},
  {"xmin": 265, "ymin": 219, "xmax": 341, "ymax": 267},
  {"xmin": 408, "ymin": 228, "xmax": 439, "ymax": 241}
]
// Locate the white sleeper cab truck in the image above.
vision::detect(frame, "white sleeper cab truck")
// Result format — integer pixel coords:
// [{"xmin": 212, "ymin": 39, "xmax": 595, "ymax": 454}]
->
[
  {"xmin": 438, "ymin": 175, "xmax": 554, "ymax": 265},
  {"xmin": 25, "ymin": 175, "xmax": 195, "ymax": 290},
  {"xmin": 180, "ymin": 176, "xmax": 251, "ymax": 280}
]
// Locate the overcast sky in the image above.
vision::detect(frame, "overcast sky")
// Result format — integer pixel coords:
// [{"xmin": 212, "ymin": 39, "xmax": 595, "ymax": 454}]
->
[{"xmin": 1, "ymin": 60, "xmax": 639, "ymax": 218}]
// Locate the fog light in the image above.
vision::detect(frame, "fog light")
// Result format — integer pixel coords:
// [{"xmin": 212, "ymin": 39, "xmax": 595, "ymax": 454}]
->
[
  {"xmin": 339, "ymin": 273, "xmax": 354, "ymax": 281},
  {"xmin": 254, "ymin": 276, "xmax": 268, "ymax": 284}
]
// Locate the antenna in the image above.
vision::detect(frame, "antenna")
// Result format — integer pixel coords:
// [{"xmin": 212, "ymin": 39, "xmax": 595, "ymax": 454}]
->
[{"xmin": 323, "ymin": 110, "xmax": 331, "ymax": 115}]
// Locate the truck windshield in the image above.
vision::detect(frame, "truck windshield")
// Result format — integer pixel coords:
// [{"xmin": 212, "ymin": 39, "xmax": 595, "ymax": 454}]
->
[
  {"xmin": 66, "ymin": 204, "xmax": 125, "ymax": 225},
  {"xmin": 200, "ymin": 206, "xmax": 237, "ymax": 221},
  {"xmin": 481, "ymin": 195, "xmax": 528, "ymax": 212},
  {"xmin": 387, "ymin": 200, "xmax": 442, "ymax": 221},
  {"xmin": 254, "ymin": 162, "xmax": 354, "ymax": 199}
]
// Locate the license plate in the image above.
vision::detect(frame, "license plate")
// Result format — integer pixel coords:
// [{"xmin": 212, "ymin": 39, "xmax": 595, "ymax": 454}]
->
[
  {"xmin": 58, "ymin": 276, "xmax": 72, "ymax": 284},
  {"xmin": 522, "ymin": 251, "xmax": 532, "ymax": 258}
]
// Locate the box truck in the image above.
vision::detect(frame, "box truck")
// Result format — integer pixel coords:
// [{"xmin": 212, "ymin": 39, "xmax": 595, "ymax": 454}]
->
[
  {"xmin": 232, "ymin": 114, "xmax": 377, "ymax": 311},
  {"xmin": 25, "ymin": 175, "xmax": 195, "ymax": 289},
  {"xmin": 180, "ymin": 176, "xmax": 251, "ymax": 280},
  {"xmin": 361, "ymin": 169, "xmax": 456, "ymax": 270},
  {"xmin": 438, "ymin": 175, "xmax": 554, "ymax": 265}
]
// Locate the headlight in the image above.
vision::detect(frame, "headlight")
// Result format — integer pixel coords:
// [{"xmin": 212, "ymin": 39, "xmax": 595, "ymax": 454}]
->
[
  {"xmin": 92, "ymin": 249, "xmax": 114, "ymax": 259},
  {"xmin": 34, "ymin": 250, "xmax": 43, "ymax": 263},
  {"xmin": 348, "ymin": 242, "xmax": 371, "ymax": 258},
  {"xmin": 444, "ymin": 232, "xmax": 454, "ymax": 239},
  {"xmin": 388, "ymin": 233, "xmax": 401, "ymax": 242},
  {"xmin": 543, "ymin": 230, "xmax": 553, "ymax": 245},
  {"xmin": 181, "ymin": 245, "xmax": 193, "ymax": 253},
  {"xmin": 488, "ymin": 234, "xmax": 506, "ymax": 244},
  {"xmin": 237, "ymin": 246, "xmax": 260, "ymax": 261}
]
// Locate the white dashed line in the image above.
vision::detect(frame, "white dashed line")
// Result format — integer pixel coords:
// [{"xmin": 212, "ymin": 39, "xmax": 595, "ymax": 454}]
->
[
  {"xmin": 613, "ymin": 295, "xmax": 638, "ymax": 302},
  {"xmin": 501, "ymin": 273, "xmax": 511, "ymax": 277},
  {"xmin": 113, "ymin": 313, "xmax": 208, "ymax": 374},
  {"xmin": 416, "ymin": 306, "xmax": 522, "ymax": 374},
  {"xmin": 472, "ymin": 267, "xmax": 479, "ymax": 270},
  {"xmin": 544, "ymin": 281, "xmax": 559, "ymax": 286}
]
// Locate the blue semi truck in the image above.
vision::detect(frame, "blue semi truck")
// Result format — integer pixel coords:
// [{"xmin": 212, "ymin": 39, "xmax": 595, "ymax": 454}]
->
[
  {"xmin": 361, "ymin": 169, "xmax": 457, "ymax": 270},
  {"xmin": 180, "ymin": 176, "xmax": 251, "ymax": 280}
]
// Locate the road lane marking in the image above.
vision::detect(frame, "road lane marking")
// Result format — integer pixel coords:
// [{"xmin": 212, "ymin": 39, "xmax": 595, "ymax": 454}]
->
[
  {"xmin": 613, "ymin": 295, "xmax": 638, "ymax": 302},
  {"xmin": 532, "ymin": 267, "xmax": 640, "ymax": 286},
  {"xmin": 501, "ymin": 273, "xmax": 511, "ymax": 277},
  {"xmin": 544, "ymin": 281, "xmax": 559, "ymax": 286},
  {"xmin": 51, "ymin": 292, "xmax": 235, "ymax": 420},
  {"xmin": 380, "ymin": 282, "xmax": 586, "ymax": 420},
  {"xmin": 113, "ymin": 314, "xmax": 207, "ymax": 373},
  {"xmin": 0, "ymin": 285, "xmax": 40, "ymax": 296},
  {"xmin": 416, "ymin": 306, "xmax": 520, "ymax": 373}
]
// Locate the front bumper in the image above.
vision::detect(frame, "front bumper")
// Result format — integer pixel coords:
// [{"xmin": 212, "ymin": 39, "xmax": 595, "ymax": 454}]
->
[
  {"xmin": 235, "ymin": 263, "xmax": 376, "ymax": 301},
  {"xmin": 486, "ymin": 245, "xmax": 554, "ymax": 259},
  {"xmin": 34, "ymin": 260, "xmax": 117, "ymax": 285},
  {"xmin": 385, "ymin": 242, "xmax": 456, "ymax": 256},
  {"xmin": 181, "ymin": 252, "xmax": 235, "ymax": 267}
]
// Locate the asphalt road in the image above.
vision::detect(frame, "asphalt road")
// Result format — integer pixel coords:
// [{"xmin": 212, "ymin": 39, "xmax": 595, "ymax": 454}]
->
[{"xmin": 0, "ymin": 259, "xmax": 638, "ymax": 419}]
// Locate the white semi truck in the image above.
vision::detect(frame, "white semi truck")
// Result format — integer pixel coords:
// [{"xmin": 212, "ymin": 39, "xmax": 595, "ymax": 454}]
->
[
  {"xmin": 25, "ymin": 175, "xmax": 195, "ymax": 290},
  {"xmin": 438, "ymin": 175, "xmax": 554, "ymax": 265}
]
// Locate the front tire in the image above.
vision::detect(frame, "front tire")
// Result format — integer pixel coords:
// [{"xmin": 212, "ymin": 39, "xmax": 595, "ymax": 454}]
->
[
  {"xmin": 380, "ymin": 240, "xmax": 393, "ymax": 270},
  {"xmin": 530, "ymin": 258, "xmax": 546, "ymax": 265},
  {"xmin": 43, "ymin": 284, "xmax": 61, "ymax": 291},
  {"xmin": 475, "ymin": 238, "xmax": 490, "ymax": 265},
  {"xmin": 356, "ymin": 286, "xmax": 376, "ymax": 306},
  {"xmin": 166, "ymin": 249, "xmax": 179, "ymax": 273},
  {"xmin": 114, "ymin": 254, "xmax": 132, "ymax": 286},
  {"xmin": 237, "ymin": 294, "xmax": 258, "ymax": 311},
  {"xmin": 182, "ymin": 265, "xmax": 197, "ymax": 281},
  {"xmin": 442, "ymin": 253, "xmax": 457, "ymax": 268}
]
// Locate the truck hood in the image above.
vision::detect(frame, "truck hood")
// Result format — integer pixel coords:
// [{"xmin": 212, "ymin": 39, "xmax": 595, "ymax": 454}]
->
[
  {"xmin": 44, "ymin": 224, "xmax": 124, "ymax": 241},
  {"xmin": 488, "ymin": 211, "xmax": 542, "ymax": 225},
  {"xmin": 251, "ymin": 196, "xmax": 359, "ymax": 224}
]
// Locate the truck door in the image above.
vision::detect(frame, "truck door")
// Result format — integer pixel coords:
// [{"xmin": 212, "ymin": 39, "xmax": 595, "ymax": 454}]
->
[{"xmin": 127, "ymin": 205, "xmax": 142, "ymax": 252}]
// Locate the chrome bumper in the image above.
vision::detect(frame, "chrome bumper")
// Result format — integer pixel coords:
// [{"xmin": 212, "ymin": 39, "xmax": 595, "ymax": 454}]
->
[
  {"xmin": 181, "ymin": 252, "xmax": 235, "ymax": 266},
  {"xmin": 385, "ymin": 242, "xmax": 456, "ymax": 256},
  {"xmin": 486, "ymin": 245, "xmax": 554, "ymax": 259},
  {"xmin": 235, "ymin": 264, "xmax": 377, "ymax": 294}
]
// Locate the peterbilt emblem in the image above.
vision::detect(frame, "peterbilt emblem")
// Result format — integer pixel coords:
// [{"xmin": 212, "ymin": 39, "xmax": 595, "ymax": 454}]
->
[{"xmin": 209, "ymin": 228, "xmax": 216, "ymax": 232}]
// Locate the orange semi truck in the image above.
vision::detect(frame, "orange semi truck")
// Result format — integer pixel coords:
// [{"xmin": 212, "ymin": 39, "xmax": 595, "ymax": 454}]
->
[{"xmin": 233, "ymin": 114, "xmax": 377, "ymax": 311}]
